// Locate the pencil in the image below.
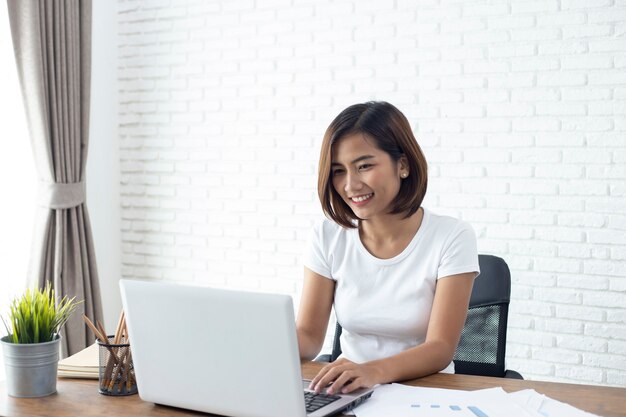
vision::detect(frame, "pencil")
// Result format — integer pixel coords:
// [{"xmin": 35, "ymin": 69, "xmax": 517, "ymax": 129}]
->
[
  {"xmin": 113, "ymin": 310, "xmax": 125, "ymax": 344},
  {"xmin": 83, "ymin": 314, "xmax": 107, "ymax": 343}
]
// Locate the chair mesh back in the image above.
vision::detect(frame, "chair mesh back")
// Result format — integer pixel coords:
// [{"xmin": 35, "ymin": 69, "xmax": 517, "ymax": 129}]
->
[
  {"xmin": 330, "ymin": 323, "xmax": 343, "ymax": 362},
  {"xmin": 453, "ymin": 303, "xmax": 508, "ymax": 377}
]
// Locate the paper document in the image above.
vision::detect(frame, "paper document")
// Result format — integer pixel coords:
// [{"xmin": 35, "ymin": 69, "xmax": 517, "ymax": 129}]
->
[
  {"xmin": 508, "ymin": 389, "xmax": 600, "ymax": 417},
  {"xmin": 57, "ymin": 342, "xmax": 100, "ymax": 379},
  {"xmin": 353, "ymin": 384, "xmax": 538, "ymax": 417},
  {"xmin": 352, "ymin": 383, "xmax": 599, "ymax": 417}
]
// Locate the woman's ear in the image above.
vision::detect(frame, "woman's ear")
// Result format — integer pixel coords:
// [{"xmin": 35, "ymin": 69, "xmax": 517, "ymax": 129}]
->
[{"xmin": 399, "ymin": 155, "xmax": 409, "ymax": 177}]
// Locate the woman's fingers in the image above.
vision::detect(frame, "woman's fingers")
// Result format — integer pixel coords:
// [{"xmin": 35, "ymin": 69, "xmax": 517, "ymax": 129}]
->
[
  {"xmin": 309, "ymin": 359, "xmax": 378, "ymax": 395},
  {"xmin": 309, "ymin": 359, "xmax": 351, "ymax": 392},
  {"xmin": 326, "ymin": 369, "xmax": 355, "ymax": 395},
  {"xmin": 338, "ymin": 376, "xmax": 366, "ymax": 394},
  {"xmin": 308, "ymin": 362, "xmax": 334, "ymax": 391}
]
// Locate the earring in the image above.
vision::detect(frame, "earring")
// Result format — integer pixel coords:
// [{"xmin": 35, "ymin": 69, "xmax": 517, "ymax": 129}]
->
[{"xmin": 401, "ymin": 173, "xmax": 408, "ymax": 178}]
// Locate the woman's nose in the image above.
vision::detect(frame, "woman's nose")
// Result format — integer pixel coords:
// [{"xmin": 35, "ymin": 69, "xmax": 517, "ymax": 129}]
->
[{"xmin": 344, "ymin": 171, "xmax": 363, "ymax": 193}]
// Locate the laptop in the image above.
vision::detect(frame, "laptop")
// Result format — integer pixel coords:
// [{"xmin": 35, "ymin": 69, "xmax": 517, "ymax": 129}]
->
[{"xmin": 119, "ymin": 279, "xmax": 373, "ymax": 417}]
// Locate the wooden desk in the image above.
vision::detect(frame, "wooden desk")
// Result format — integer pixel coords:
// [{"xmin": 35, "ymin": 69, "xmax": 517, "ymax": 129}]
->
[{"xmin": 1, "ymin": 361, "xmax": 624, "ymax": 417}]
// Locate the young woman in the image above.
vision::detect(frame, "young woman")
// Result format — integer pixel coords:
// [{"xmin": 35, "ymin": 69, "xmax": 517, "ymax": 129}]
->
[{"xmin": 296, "ymin": 101, "xmax": 480, "ymax": 395}]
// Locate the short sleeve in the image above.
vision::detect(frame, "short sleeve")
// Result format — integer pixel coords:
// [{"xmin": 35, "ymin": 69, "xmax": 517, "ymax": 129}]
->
[
  {"xmin": 303, "ymin": 220, "xmax": 334, "ymax": 280},
  {"xmin": 437, "ymin": 221, "xmax": 480, "ymax": 279}
]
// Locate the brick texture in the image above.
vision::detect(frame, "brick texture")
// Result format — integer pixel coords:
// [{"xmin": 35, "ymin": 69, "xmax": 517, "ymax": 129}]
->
[{"xmin": 117, "ymin": 0, "xmax": 626, "ymax": 387}]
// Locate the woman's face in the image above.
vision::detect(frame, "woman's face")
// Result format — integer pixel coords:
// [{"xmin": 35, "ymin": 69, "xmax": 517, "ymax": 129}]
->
[{"xmin": 331, "ymin": 133, "xmax": 408, "ymax": 222}]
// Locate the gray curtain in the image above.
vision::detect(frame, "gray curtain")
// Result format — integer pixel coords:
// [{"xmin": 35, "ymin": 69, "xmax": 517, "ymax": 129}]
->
[{"xmin": 7, "ymin": 0, "xmax": 103, "ymax": 357}]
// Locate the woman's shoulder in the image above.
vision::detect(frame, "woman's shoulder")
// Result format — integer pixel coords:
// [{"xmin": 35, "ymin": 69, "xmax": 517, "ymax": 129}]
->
[
  {"xmin": 422, "ymin": 208, "xmax": 475, "ymax": 237},
  {"xmin": 309, "ymin": 219, "xmax": 356, "ymax": 262},
  {"xmin": 311, "ymin": 217, "xmax": 353, "ymax": 241}
]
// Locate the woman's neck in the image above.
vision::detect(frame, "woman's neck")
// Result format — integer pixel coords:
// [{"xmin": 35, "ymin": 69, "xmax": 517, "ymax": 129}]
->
[{"xmin": 358, "ymin": 207, "xmax": 424, "ymax": 259}]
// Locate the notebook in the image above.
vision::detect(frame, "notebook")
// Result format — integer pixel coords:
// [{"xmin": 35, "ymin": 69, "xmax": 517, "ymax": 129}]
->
[
  {"xmin": 119, "ymin": 279, "xmax": 373, "ymax": 417},
  {"xmin": 57, "ymin": 343, "xmax": 99, "ymax": 379}
]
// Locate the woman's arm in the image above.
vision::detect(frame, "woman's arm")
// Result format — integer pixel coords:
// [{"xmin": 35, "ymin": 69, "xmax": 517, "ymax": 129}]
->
[
  {"xmin": 310, "ymin": 272, "xmax": 475, "ymax": 394},
  {"xmin": 296, "ymin": 267, "xmax": 335, "ymax": 360}
]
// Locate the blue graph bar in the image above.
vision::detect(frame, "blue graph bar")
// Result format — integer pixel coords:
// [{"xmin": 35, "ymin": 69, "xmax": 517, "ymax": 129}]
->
[
  {"xmin": 468, "ymin": 405, "xmax": 489, "ymax": 417},
  {"xmin": 408, "ymin": 403, "xmax": 488, "ymax": 415}
]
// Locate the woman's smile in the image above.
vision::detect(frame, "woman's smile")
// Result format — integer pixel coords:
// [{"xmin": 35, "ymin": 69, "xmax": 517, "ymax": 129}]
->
[{"xmin": 350, "ymin": 193, "xmax": 374, "ymax": 205}]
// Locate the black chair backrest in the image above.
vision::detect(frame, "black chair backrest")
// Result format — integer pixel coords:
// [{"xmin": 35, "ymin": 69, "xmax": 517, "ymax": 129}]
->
[
  {"xmin": 323, "ymin": 254, "xmax": 515, "ymax": 378},
  {"xmin": 453, "ymin": 254, "xmax": 511, "ymax": 377},
  {"xmin": 330, "ymin": 322, "xmax": 342, "ymax": 362}
]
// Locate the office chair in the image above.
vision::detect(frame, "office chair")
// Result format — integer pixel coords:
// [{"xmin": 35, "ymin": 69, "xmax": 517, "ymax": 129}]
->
[
  {"xmin": 453, "ymin": 254, "xmax": 522, "ymax": 378},
  {"xmin": 315, "ymin": 254, "xmax": 523, "ymax": 379}
]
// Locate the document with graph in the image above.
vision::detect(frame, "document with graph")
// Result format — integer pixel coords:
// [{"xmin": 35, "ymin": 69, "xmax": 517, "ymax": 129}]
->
[{"xmin": 352, "ymin": 384, "xmax": 598, "ymax": 417}]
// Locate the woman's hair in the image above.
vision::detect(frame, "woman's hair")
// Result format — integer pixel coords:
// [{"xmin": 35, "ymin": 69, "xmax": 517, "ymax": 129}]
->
[{"xmin": 318, "ymin": 101, "xmax": 428, "ymax": 228}]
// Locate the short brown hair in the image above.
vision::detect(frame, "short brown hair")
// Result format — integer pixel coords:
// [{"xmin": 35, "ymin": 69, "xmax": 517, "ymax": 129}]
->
[{"xmin": 318, "ymin": 101, "xmax": 428, "ymax": 229}]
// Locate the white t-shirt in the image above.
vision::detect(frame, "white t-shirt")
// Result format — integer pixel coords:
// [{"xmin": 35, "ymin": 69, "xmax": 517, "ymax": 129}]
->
[{"xmin": 304, "ymin": 207, "xmax": 480, "ymax": 373}]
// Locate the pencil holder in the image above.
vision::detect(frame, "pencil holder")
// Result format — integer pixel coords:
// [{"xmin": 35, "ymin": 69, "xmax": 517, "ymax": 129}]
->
[{"xmin": 97, "ymin": 336, "xmax": 137, "ymax": 396}]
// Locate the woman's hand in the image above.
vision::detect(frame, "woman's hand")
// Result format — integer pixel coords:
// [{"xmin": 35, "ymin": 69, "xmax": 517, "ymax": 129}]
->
[{"xmin": 309, "ymin": 358, "xmax": 384, "ymax": 395}]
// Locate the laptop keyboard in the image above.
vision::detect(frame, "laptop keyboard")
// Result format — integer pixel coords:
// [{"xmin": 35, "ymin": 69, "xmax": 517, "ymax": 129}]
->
[{"xmin": 304, "ymin": 391, "xmax": 341, "ymax": 413}]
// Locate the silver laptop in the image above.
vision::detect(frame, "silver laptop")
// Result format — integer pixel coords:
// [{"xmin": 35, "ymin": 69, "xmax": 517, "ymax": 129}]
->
[{"xmin": 119, "ymin": 279, "xmax": 373, "ymax": 417}]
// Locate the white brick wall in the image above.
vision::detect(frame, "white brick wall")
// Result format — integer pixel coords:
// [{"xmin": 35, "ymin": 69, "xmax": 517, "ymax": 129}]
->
[{"xmin": 116, "ymin": 0, "xmax": 626, "ymax": 387}]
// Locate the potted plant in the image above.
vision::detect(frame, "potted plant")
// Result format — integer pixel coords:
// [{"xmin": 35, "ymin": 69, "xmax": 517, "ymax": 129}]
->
[{"xmin": 1, "ymin": 282, "xmax": 81, "ymax": 397}]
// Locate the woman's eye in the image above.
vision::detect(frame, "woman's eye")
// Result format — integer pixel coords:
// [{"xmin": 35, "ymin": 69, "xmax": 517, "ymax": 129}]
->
[
  {"xmin": 357, "ymin": 164, "xmax": 372, "ymax": 171},
  {"xmin": 332, "ymin": 169, "xmax": 345, "ymax": 176}
]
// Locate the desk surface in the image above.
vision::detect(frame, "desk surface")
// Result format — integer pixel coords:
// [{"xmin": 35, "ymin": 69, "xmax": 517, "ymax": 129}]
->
[{"xmin": 1, "ymin": 361, "xmax": 625, "ymax": 417}]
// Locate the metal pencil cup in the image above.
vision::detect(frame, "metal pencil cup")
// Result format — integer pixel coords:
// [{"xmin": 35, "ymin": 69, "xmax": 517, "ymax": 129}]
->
[{"xmin": 97, "ymin": 336, "xmax": 137, "ymax": 396}]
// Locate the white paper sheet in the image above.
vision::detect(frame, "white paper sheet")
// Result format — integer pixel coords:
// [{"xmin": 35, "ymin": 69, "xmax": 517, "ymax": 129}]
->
[
  {"xmin": 352, "ymin": 384, "xmax": 599, "ymax": 417},
  {"xmin": 507, "ymin": 389, "xmax": 600, "ymax": 417}
]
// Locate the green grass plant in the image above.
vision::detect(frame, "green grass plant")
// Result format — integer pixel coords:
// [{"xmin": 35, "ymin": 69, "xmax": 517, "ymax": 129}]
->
[{"xmin": 2, "ymin": 282, "xmax": 82, "ymax": 344}]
